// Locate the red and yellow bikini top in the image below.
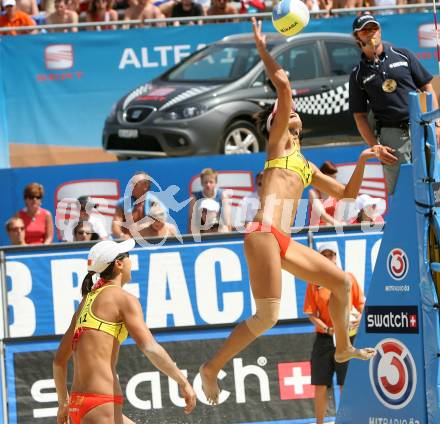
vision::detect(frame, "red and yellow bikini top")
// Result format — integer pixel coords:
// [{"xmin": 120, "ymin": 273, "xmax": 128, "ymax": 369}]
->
[
  {"xmin": 264, "ymin": 142, "xmax": 313, "ymax": 188},
  {"xmin": 72, "ymin": 281, "xmax": 128, "ymax": 349}
]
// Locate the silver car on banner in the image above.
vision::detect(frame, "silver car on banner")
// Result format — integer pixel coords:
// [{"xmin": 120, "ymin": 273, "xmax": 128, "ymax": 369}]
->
[{"xmin": 103, "ymin": 32, "xmax": 361, "ymax": 159}]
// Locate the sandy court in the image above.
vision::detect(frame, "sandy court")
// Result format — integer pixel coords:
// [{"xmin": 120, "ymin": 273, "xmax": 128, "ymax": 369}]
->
[{"xmin": 10, "ymin": 143, "xmax": 117, "ymax": 167}]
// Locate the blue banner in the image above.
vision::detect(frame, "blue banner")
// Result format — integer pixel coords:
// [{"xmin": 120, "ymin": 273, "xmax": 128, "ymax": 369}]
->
[
  {"xmin": 4, "ymin": 229, "xmax": 382, "ymax": 338},
  {"xmin": 0, "ymin": 144, "xmax": 387, "ymax": 245},
  {"xmin": 0, "ymin": 13, "xmax": 438, "ymax": 154}
]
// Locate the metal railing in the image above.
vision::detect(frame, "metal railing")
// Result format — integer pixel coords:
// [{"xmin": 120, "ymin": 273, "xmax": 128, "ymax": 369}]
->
[{"xmin": 0, "ymin": 3, "xmax": 433, "ymax": 33}]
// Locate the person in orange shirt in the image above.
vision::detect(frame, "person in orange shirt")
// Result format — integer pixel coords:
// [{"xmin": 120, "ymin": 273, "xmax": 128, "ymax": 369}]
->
[
  {"xmin": 0, "ymin": 0, "xmax": 36, "ymax": 35},
  {"xmin": 304, "ymin": 243, "xmax": 365, "ymax": 424}
]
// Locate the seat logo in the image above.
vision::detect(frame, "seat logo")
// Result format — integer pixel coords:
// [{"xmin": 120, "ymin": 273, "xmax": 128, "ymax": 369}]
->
[
  {"xmin": 369, "ymin": 339, "xmax": 417, "ymax": 409},
  {"xmin": 387, "ymin": 248, "xmax": 409, "ymax": 281},
  {"xmin": 45, "ymin": 44, "xmax": 74, "ymax": 70}
]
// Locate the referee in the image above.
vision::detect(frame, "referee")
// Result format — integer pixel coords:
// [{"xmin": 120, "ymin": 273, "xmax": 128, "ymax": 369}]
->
[{"xmin": 349, "ymin": 14, "xmax": 439, "ymax": 195}]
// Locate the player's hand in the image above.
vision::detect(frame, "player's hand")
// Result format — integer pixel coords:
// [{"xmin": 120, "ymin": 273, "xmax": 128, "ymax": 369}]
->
[
  {"xmin": 251, "ymin": 17, "xmax": 266, "ymax": 50},
  {"xmin": 179, "ymin": 381, "xmax": 196, "ymax": 414},
  {"xmin": 361, "ymin": 145, "xmax": 397, "ymax": 165},
  {"xmin": 376, "ymin": 145, "xmax": 398, "ymax": 165},
  {"xmin": 56, "ymin": 404, "xmax": 69, "ymax": 424}
]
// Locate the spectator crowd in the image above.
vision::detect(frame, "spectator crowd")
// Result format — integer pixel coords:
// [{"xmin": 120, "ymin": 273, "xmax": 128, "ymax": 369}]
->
[
  {"xmin": 3, "ymin": 165, "xmax": 387, "ymax": 246},
  {"xmin": 0, "ymin": 0, "xmax": 426, "ymax": 35}
]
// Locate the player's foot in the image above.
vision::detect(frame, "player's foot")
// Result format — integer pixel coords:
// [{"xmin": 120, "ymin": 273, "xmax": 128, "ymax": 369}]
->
[
  {"xmin": 199, "ymin": 363, "xmax": 220, "ymax": 405},
  {"xmin": 335, "ymin": 347, "xmax": 376, "ymax": 363}
]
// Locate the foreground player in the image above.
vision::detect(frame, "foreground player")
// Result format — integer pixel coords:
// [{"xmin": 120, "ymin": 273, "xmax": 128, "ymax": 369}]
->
[
  {"xmin": 53, "ymin": 239, "xmax": 196, "ymax": 423},
  {"xmin": 199, "ymin": 18, "xmax": 381, "ymax": 405}
]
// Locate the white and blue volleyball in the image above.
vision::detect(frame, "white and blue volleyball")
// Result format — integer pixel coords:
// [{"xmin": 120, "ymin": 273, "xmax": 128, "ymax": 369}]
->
[{"xmin": 272, "ymin": 0, "xmax": 310, "ymax": 37}]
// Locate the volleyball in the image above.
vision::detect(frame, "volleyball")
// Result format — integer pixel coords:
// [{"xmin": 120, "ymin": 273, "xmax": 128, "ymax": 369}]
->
[{"xmin": 272, "ymin": 0, "xmax": 310, "ymax": 37}]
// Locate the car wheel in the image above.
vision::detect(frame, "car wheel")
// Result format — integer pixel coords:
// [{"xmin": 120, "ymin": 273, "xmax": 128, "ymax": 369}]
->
[{"xmin": 221, "ymin": 120, "xmax": 262, "ymax": 155}]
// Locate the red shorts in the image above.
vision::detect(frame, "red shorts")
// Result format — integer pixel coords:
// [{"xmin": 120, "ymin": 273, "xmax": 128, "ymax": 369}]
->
[
  {"xmin": 245, "ymin": 222, "xmax": 291, "ymax": 257},
  {"xmin": 69, "ymin": 392, "xmax": 124, "ymax": 424}
]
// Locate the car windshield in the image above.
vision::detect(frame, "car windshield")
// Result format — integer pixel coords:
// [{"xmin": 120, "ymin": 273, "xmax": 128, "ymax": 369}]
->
[{"xmin": 165, "ymin": 44, "xmax": 261, "ymax": 82}]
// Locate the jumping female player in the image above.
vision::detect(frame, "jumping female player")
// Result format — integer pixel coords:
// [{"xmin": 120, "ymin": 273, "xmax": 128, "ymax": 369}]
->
[
  {"xmin": 199, "ymin": 18, "xmax": 385, "ymax": 404},
  {"xmin": 53, "ymin": 239, "xmax": 196, "ymax": 423}
]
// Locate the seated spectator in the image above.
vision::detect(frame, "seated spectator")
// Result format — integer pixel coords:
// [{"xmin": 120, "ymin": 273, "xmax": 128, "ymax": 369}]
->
[
  {"xmin": 112, "ymin": 170, "xmax": 166, "ymax": 239},
  {"xmin": 157, "ymin": 0, "xmax": 207, "ymax": 15},
  {"xmin": 308, "ymin": 161, "xmax": 343, "ymax": 227},
  {"xmin": 65, "ymin": 0, "xmax": 88, "ymax": 14},
  {"xmin": 350, "ymin": 194, "xmax": 385, "ymax": 224},
  {"xmin": 72, "ymin": 221, "xmax": 96, "ymax": 242},
  {"xmin": 198, "ymin": 198, "xmax": 226, "ymax": 233},
  {"xmin": 0, "ymin": 0, "xmax": 37, "ymax": 35},
  {"xmin": 5, "ymin": 217, "xmax": 26, "ymax": 246},
  {"xmin": 16, "ymin": 182, "xmax": 54, "ymax": 244},
  {"xmin": 239, "ymin": 0, "xmax": 264, "ymax": 14},
  {"xmin": 124, "ymin": 0, "xmax": 165, "ymax": 28},
  {"xmin": 171, "ymin": 0, "xmax": 204, "ymax": 25},
  {"xmin": 46, "ymin": 0, "xmax": 78, "ymax": 31},
  {"xmin": 63, "ymin": 196, "xmax": 108, "ymax": 241},
  {"xmin": 370, "ymin": 0, "xmax": 400, "ymax": 14},
  {"xmin": 346, "ymin": 0, "xmax": 364, "ymax": 9},
  {"xmin": 241, "ymin": 171, "xmax": 263, "ymax": 228},
  {"xmin": 207, "ymin": 0, "xmax": 238, "ymax": 22},
  {"xmin": 16, "ymin": 0, "xmax": 38, "ymax": 16},
  {"xmin": 188, "ymin": 167, "xmax": 231, "ymax": 234},
  {"xmin": 112, "ymin": 0, "xmax": 130, "ymax": 11},
  {"xmin": 194, "ymin": 0, "xmax": 209, "ymax": 12},
  {"xmin": 86, "ymin": 0, "xmax": 118, "ymax": 30},
  {"xmin": 304, "ymin": 0, "xmax": 318, "ymax": 12},
  {"xmin": 157, "ymin": 0, "xmax": 174, "ymax": 16},
  {"xmin": 137, "ymin": 204, "xmax": 177, "ymax": 238}
]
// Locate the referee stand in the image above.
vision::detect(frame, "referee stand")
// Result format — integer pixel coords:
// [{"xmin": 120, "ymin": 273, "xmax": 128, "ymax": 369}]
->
[{"xmin": 335, "ymin": 91, "xmax": 440, "ymax": 423}]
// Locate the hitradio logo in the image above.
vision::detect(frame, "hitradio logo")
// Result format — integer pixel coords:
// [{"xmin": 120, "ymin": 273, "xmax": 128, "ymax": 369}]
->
[
  {"xmin": 387, "ymin": 249, "xmax": 409, "ymax": 281},
  {"xmin": 369, "ymin": 339, "xmax": 417, "ymax": 409}
]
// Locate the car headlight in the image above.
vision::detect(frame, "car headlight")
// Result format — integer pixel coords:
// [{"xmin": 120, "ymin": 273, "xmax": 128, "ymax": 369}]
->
[{"xmin": 164, "ymin": 105, "xmax": 209, "ymax": 120}]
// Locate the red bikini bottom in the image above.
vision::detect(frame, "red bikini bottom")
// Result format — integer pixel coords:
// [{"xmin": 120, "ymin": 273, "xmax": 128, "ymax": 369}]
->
[
  {"xmin": 69, "ymin": 392, "xmax": 124, "ymax": 424},
  {"xmin": 245, "ymin": 222, "xmax": 291, "ymax": 257}
]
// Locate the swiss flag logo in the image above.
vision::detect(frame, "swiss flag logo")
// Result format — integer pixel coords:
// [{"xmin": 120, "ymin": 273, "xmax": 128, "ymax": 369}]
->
[
  {"xmin": 409, "ymin": 314, "xmax": 417, "ymax": 328},
  {"xmin": 278, "ymin": 361, "xmax": 314, "ymax": 400}
]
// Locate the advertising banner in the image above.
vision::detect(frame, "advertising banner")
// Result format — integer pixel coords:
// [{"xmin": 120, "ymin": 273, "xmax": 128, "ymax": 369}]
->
[
  {"xmin": 0, "ymin": 144, "xmax": 386, "ymax": 244},
  {"xmin": 337, "ymin": 166, "xmax": 429, "ymax": 423},
  {"xmin": 7, "ymin": 326, "xmax": 321, "ymax": 424},
  {"xmin": 4, "ymin": 229, "xmax": 382, "ymax": 338},
  {"xmin": 1, "ymin": 13, "xmax": 438, "ymax": 152}
]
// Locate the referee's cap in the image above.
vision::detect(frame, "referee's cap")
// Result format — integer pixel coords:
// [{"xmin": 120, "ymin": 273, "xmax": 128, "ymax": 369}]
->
[{"xmin": 352, "ymin": 14, "xmax": 380, "ymax": 33}]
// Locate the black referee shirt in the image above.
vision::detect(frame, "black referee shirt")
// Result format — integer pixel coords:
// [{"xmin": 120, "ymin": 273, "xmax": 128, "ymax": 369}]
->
[{"xmin": 349, "ymin": 43, "xmax": 432, "ymax": 123}]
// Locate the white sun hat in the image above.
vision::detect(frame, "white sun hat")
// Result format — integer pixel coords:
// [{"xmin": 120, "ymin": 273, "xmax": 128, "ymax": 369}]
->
[
  {"xmin": 199, "ymin": 198, "xmax": 221, "ymax": 213},
  {"xmin": 87, "ymin": 239, "xmax": 135, "ymax": 273},
  {"xmin": 355, "ymin": 194, "xmax": 386, "ymax": 216},
  {"xmin": 318, "ymin": 243, "xmax": 337, "ymax": 254}
]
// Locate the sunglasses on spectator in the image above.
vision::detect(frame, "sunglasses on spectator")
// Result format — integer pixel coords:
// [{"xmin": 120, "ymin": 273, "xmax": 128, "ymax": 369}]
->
[
  {"xmin": 26, "ymin": 195, "xmax": 42, "ymax": 200},
  {"xmin": 8, "ymin": 226, "xmax": 25, "ymax": 232},
  {"xmin": 76, "ymin": 230, "xmax": 92, "ymax": 236}
]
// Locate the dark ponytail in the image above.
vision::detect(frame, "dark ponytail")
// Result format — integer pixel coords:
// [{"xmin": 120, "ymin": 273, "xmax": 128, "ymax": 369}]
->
[
  {"xmin": 81, "ymin": 271, "xmax": 95, "ymax": 296},
  {"xmin": 253, "ymin": 104, "xmax": 273, "ymax": 141}
]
